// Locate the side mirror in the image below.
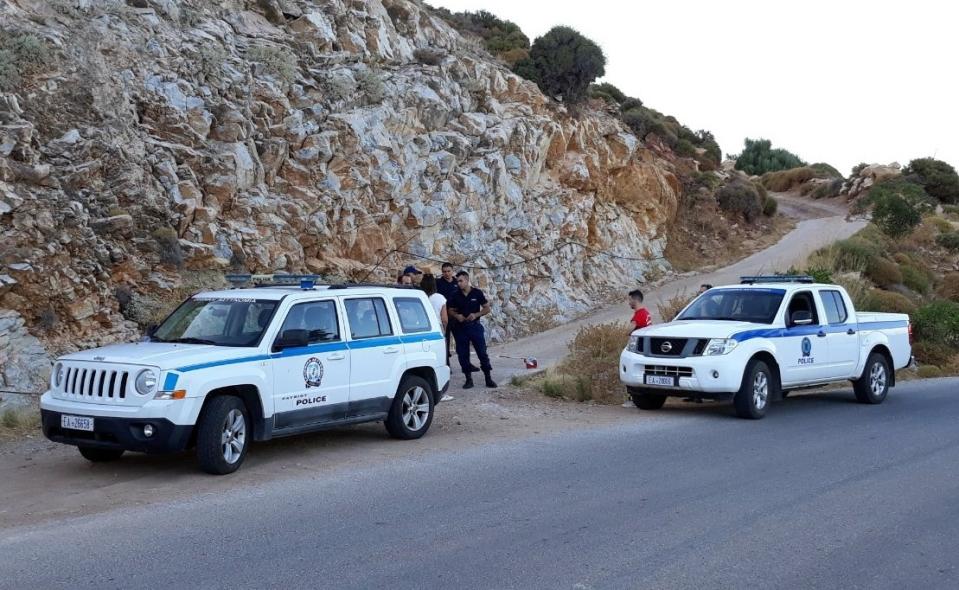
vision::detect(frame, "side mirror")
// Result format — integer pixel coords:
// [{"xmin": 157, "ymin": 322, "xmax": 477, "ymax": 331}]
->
[
  {"xmin": 273, "ymin": 329, "xmax": 309, "ymax": 352},
  {"xmin": 790, "ymin": 310, "xmax": 813, "ymax": 326}
]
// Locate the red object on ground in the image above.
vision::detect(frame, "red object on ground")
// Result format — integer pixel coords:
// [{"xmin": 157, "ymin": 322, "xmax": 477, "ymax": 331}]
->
[{"xmin": 524, "ymin": 357, "xmax": 538, "ymax": 369}]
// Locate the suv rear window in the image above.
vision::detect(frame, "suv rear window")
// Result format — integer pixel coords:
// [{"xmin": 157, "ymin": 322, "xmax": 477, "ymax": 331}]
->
[
  {"xmin": 345, "ymin": 298, "xmax": 393, "ymax": 339},
  {"xmin": 394, "ymin": 297, "xmax": 431, "ymax": 333}
]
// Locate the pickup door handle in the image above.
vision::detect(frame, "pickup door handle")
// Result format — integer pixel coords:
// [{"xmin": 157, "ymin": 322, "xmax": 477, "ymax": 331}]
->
[
  {"xmin": 327, "ymin": 352, "xmax": 346, "ymax": 361},
  {"xmin": 847, "ymin": 328, "xmax": 856, "ymax": 335},
  {"xmin": 817, "ymin": 331, "xmax": 827, "ymax": 338},
  {"xmin": 383, "ymin": 346, "xmax": 400, "ymax": 354}
]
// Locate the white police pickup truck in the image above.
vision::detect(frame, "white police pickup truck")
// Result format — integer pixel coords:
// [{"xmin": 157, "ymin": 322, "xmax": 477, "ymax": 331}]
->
[
  {"xmin": 40, "ymin": 277, "xmax": 450, "ymax": 474},
  {"xmin": 620, "ymin": 276, "xmax": 913, "ymax": 419}
]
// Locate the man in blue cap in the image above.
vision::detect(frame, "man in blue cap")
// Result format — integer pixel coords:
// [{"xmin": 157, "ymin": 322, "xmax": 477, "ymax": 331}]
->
[{"xmin": 446, "ymin": 270, "xmax": 496, "ymax": 389}]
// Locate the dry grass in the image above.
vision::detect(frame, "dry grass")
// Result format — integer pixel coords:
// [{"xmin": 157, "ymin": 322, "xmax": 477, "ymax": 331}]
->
[
  {"xmin": 0, "ymin": 404, "xmax": 41, "ymax": 440},
  {"xmin": 656, "ymin": 289, "xmax": 694, "ymax": 322},
  {"xmin": 536, "ymin": 322, "xmax": 626, "ymax": 404},
  {"xmin": 761, "ymin": 167, "xmax": 817, "ymax": 192}
]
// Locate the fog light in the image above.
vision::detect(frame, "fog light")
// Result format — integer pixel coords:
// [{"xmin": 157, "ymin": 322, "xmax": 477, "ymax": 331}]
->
[
  {"xmin": 712, "ymin": 370, "xmax": 719, "ymax": 379},
  {"xmin": 143, "ymin": 424, "xmax": 155, "ymax": 437}
]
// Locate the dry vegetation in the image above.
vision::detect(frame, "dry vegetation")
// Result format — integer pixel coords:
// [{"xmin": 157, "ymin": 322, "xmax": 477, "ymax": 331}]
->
[
  {"xmin": 534, "ymin": 322, "xmax": 625, "ymax": 404},
  {"xmin": 656, "ymin": 289, "xmax": 695, "ymax": 322},
  {"xmin": 0, "ymin": 403, "xmax": 41, "ymax": 440}
]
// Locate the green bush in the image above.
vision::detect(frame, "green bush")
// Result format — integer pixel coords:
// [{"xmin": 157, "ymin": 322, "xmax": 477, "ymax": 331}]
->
[
  {"xmin": 911, "ymin": 341, "xmax": 953, "ymax": 368},
  {"xmin": 861, "ymin": 289, "xmax": 917, "ymax": 314},
  {"xmin": 809, "ymin": 162, "xmax": 843, "ymax": 178},
  {"xmin": 0, "ymin": 31, "xmax": 54, "ymax": 91},
  {"xmin": 913, "ymin": 300, "xmax": 959, "ymax": 349},
  {"xmin": 619, "ymin": 97, "xmax": 643, "ymax": 111},
  {"xmin": 938, "ymin": 273, "xmax": 959, "ymax": 302},
  {"xmin": 514, "ymin": 26, "xmax": 605, "ymax": 104},
  {"xmin": 868, "ymin": 179, "xmax": 934, "ymax": 238},
  {"xmin": 903, "ymin": 158, "xmax": 959, "ymax": 204},
  {"xmin": 589, "ymin": 82, "xmax": 625, "ymax": 104},
  {"xmin": 432, "ymin": 9, "xmax": 529, "ymax": 62},
  {"xmin": 865, "ymin": 257, "xmax": 902, "ymax": 288},
  {"xmin": 732, "ymin": 138, "xmax": 806, "ymax": 176},
  {"xmin": 899, "ymin": 263, "xmax": 932, "ymax": 295},
  {"xmin": 247, "ymin": 43, "xmax": 297, "ymax": 84},
  {"xmin": 812, "ymin": 178, "xmax": 844, "ymax": 199},
  {"xmin": 763, "ymin": 194, "xmax": 778, "ymax": 216},
  {"xmin": 833, "ymin": 238, "xmax": 880, "ymax": 271},
  {"xmin": 675, "ymin": 138, "xmax": 697, "ymax": 157},
  {"xmin": 936, "ymin": 231, "xmax": 959, "ymax": 252},
  {"xmin": 716, "ymin": 181, "xmax": 762, "ymax": 222}
]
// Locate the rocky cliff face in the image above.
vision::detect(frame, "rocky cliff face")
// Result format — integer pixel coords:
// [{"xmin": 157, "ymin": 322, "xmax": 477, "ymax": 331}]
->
[{"xmin": 0, "ymin": 0, "xmax": 681, "ymax": 397}]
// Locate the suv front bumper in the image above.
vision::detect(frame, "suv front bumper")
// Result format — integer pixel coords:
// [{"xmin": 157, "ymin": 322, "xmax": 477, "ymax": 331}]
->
[{"xmin": 41, "ymin": 409, "xmax": 193, "ymax": 453}]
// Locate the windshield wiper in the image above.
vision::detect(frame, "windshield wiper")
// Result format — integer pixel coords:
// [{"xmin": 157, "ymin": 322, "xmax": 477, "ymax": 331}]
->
[{"xmin": 167, "ymin": 337, "xmax": 219, "ymax": 345}]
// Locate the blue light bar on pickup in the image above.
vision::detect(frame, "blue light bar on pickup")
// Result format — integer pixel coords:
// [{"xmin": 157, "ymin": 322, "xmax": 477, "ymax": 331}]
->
[{"xmin": 740, "ymin": 275, "xmax": 815, "ymax": 284}]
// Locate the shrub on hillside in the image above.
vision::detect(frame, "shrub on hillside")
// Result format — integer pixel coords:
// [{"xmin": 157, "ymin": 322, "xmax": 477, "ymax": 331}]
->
[
  {"xmin": 899, "ymin": 263, "xmax": 932, "ymax": 295},
  {"xmin": 657, "ymin": 290, "xmax": 695, "ymax": 323},
  {"xmin": 812, "ymin": 178, "xmax": 844, "ymax": 199},
  {"xmin": 860, "ymin": 289, "xmax": 917, "ymax": 314},
  {"xmin": 911, "ymin": 341, "xmax": 953, "ymax": 368},
  {"xmin": 938, "ymin": 273, "xmax": 959, "ymax": 302},
  {"xmin": 716, "ymin": 181, "xmax": 762, "ymax": 222},
  {"xmin": 903, "ymin": 158, "xmax": 959, "ymax": 204},
  {"xmin": 832, "ymin": 238, "xmax": 880, "ymax": 272},
  {"xmin": 761, "ymin": 167, "xmax": 816, "ymax": 192},
  {"xmin": 543, "ymin": 322, "xmax": 626, "ymax": 403},
  {"xmin": 913, "ymin": 300, "xmax": 959, "ymax": 349},
  {"xmin": 513, "ymin": 26, "xmax": 605, "ymax": 104},
  {"xmin": 809, "ymin": 162, "xmax": 843, "ymax": 178},
  {"xmin": 432, "ymin": 9, "xmax": 529, "ymax": 61},
  {"xmin": 936, "ymin": 231, "xmax": 959, "ymax": 252},
  {"xmin": 732, "ymin": 138, "xmax": 806, "ymax": 176},
  {"xmin": 868, "ymin": 179, "xmax": 934, "ymax": 238},
  {"xmin": 413, "ymin": 47, "xmax": 445, "ymax": 65},
  {"xmin": 0, "ymin": 31, "xmax": 55, "ymax": 91},
  {"xmin": 763, "ymin": 194, "xmax": 778, "ymax": 216},
  {"xmin": 589, "ymin": 82, "xmax": 625, "ymax": 104},
  {"xmin": 619, "ymin": 97, "xmax": 643, "ymax": 111},
  {"xmin": 865, "ymin": 257, "xmax": 902, "ymax": 288},
  {"xmin": 247, "ymin": 43, "xmax": 297, "ymax": 84}
]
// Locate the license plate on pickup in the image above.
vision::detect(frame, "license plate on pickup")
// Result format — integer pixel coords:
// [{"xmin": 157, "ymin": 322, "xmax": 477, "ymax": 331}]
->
[
  {"xmin": 644, "ymin": 375, "xmax": 677, "ymax": 387},
  {"xmin": 61, "ymin": 414, "xmax": 94, "ymax": 432}
]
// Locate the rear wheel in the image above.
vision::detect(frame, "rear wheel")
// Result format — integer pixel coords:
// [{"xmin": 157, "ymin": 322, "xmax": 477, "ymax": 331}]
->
[
  {"xmin": 385, "ymin": 375, "xmax": 435, "ymax": 439},
  {"xmin": 734, "ymin": 360, "xmax": 777, "ymax": 419},
  {"xmin": 78, "ymin": 447, "xmax": 124, "ymax": 462},
  {"xmin": 854, "ymin": 352, "xmax": 889, "ymax": 404},
  {"xmin": 196, "ymin": 396, "xmax": 249, "ymax": 475},
  {"xmin": 630, "ymin": 389, "xmax": 668, "ymax": 410}
]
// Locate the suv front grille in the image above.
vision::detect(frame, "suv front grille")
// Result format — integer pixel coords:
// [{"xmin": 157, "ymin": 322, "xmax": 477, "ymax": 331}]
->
[
  {"xmin": 63, "ymin": 367, "xmax": 129, "ymax": 400},
  {"xmin": 644, "ymin": 365, "xmax": 694, "ymax": 378}
]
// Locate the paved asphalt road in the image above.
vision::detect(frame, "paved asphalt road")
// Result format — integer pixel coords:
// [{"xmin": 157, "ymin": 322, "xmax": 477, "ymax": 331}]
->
[{"xmin": 3, "ymin": 378, "xmax": 958, "ymax": 590}]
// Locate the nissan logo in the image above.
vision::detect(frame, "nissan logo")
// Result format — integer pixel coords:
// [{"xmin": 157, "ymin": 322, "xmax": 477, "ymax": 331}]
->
[{"xmin": 660, "ymin": 341, "xmax": 673, "ymax": 353}]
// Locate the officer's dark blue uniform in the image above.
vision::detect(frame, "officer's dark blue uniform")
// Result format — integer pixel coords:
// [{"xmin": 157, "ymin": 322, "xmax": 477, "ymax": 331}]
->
[{"xmin": 447, "ymin": 286, "xmax": 492, "ymax": 377}]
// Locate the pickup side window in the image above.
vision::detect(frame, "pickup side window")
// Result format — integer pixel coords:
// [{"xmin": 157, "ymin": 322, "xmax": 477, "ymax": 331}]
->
[
  {"xmin": 278, "ymin": 300, "xmax": 340, "ymax": 343},
  {"xmin": 394, "ymin": 297, "xmax": 431, "ymax": 334},
  {"xmin": 345, "ymin": 298, "xmax": 394, "ymax": 339},
  {"xmin": 820, "ymin": 290, "xmax": 848, "ymax": 324},
  {"xmin": 785, "ymin": 291, "xmax": 821, "ymax": 326}
]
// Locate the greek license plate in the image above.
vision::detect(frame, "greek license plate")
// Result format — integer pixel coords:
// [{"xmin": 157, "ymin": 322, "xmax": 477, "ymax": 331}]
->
[
  {"xmin": 644, "ymin": 375, "xmax": 677, "ymax": 387},
  {"xmin": 61, "ymin": 414, "xmax": 94, "ymax": 432}
]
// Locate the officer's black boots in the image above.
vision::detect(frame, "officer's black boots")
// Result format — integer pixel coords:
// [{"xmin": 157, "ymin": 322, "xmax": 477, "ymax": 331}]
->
[
  {"xmin": 484, "ymin": 371, "xmax": 497, "ymax": 388},
  {"xmin": 463, "ymin": 375, "xmax": 474, "ymax": 389}
]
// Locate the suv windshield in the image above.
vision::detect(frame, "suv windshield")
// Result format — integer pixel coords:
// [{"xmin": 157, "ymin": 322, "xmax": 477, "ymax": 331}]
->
[
  {"xmin": 152, "ymin": 298, "xmax": 278, "ymax": 347},
  {"xmin": 676, "ymin": 289, "xmax": 785, "ymax": 325}
]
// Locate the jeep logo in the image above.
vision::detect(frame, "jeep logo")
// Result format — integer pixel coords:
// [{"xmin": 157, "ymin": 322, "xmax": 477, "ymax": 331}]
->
[{"xmin": 660, "ymin": 341, "xmax": 673, "ymax": 353}]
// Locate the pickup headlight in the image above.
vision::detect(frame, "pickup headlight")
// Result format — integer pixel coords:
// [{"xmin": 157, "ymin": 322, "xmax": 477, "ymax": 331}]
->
[
  {"xmin": 702, "ymin": 338, "xmax": 738, "ymax": 356},
  {"xmin": 627, "ymin": 335, "xmax": 641, "ymax": 353},
  {"xmin": 135, "ymin": 369, "xmax": 159, "ymax": 395}
]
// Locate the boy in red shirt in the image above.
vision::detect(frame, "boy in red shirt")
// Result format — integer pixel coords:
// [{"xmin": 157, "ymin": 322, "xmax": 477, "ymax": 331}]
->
[{"xmin": 628, "ymin": 289, "xmax": 652, "ymax": 334}]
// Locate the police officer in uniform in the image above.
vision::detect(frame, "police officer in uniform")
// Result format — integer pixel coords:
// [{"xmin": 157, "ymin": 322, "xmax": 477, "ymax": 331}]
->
[{"xmin": 446, "ymin": 271, "xmax": 496, "ymax": 389}]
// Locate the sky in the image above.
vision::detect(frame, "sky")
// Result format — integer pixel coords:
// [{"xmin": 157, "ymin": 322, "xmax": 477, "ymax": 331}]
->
[{"xmin": 429, "ymin": 0, "xmax": 959, "ymax": 174}]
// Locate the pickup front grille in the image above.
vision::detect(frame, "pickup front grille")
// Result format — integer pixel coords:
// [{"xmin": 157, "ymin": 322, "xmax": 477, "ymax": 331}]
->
[
  {"xmin": 649, "ymin": 338, "xmax": 687, "ymax": 356},
  {"xmin": 643, "ymin": 365, "xmax": 694, "ymax": 378},
  {"xmin": 63, "ymin": 367, "xmax": 129, "ymax": 399}
]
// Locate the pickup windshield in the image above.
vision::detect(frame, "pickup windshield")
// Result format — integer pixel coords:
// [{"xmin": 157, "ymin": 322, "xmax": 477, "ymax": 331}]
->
[
  {"xmin": 152, "ymin": 298, "xmax": 278, "ymax": 347},
  {"xmin": 676, "ymin": 289, "xmax": 785, "ymax": 324}
]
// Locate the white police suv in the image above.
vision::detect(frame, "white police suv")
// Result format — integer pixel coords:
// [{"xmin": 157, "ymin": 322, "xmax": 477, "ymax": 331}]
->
[
  {"xmin": 40, "ymin": 276, "xmax": 450, "ymax": 474},
  {"xmin": 620, "ymin": 276, "xmax": 913, "ymax": 419}
]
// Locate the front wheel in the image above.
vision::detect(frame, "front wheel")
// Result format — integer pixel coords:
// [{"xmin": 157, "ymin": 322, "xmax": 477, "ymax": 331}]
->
[
  {"xmin": 385, "ymin": 375, "xmax": 435, "ymax": 440},
  {"xmin": 854, "ymin": 352, "xmax": 889, "ymax": 404},
  {"xmin": 195, "ymin": 396, "xmax": 249, "ymax": 475},
  {"xmin": 734, "ymin": 360, "xmax": 777, "ymax": 419},
  {"xmin": 78, "ymin": 446, "xmax": 124, "ymax": 462},
  {"xmin": 630, "ymin": 390, "xmax": 668, "ymax": 410}
]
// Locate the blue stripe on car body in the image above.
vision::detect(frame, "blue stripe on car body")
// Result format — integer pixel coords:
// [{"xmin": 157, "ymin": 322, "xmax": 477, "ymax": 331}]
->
[
  {"xmin": 162, "ymin": 373, "xmax": 179, "ymax": 390},
  {"xmin": 731, "ymin": 320, "xmax": 909, "ymax": 342}
]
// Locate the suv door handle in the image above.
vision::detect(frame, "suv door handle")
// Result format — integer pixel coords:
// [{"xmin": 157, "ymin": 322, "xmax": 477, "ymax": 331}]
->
[
  {"xmin": 327, "ymin": 352, "xmax": 346, "ymax": 361},
  {"xmin": 383, "ymin": 346, "xmax": 400, "ymax": 354},
  {"xmin": 847, "ymin": 328, "xmax": 856, "ymax": 335},
  {"xmin": 817, "ymin": 331, "xmax": 827, "ymax": 338}
]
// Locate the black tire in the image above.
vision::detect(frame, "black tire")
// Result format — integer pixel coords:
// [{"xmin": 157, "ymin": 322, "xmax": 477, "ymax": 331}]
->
[
  {"xmin": 734, "ymin": 360, "xmax": 777, "ymax": 419},
  {"xmin": 854, "ymin": 352, "xmax": 890, "ymax": 404},
  {"xmin": 195, "ymin": 396, "xmax": 249, "ymax": 475},
  {"xmin": 78, "ymin": 446, "xmax": 124, "ymax": 462},
  {"xmin": 385, "ymin": 375, "xmax": 435, "ymax": 440},
  {"xmin": 630, "ymin": 390, "xmax": 668, "ymax": 410}
]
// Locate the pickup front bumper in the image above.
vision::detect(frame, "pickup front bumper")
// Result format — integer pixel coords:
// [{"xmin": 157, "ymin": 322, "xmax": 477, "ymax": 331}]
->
[{"xmin": 619, "ymin": 349, "xmax": 745, "ymax": 396}]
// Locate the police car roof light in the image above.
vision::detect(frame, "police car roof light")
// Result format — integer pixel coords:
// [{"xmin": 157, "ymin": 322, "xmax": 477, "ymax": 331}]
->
[
  {"xmin": 740, "ymin": 275, "xmax": 815, "ymax": 284},
  {"xmin": 225, "ymin": 274, "xmax": 322, "ymax": 288}
]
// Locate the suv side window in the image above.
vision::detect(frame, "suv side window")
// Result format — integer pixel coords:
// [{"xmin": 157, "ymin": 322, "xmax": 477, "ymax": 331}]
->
[
  {"xmin": 785, "ymin": 290, "xmax": 820, "ymax": 325},
  {"xmin": 345, "ymin": 298, "xmax": 393, "ymax": 339},
  {"xmin": 394, "ymin": 297, "xmax": 431, "ymax": 333},
  {"xmin": 820, "ymin": 290, "xmax": 848, "ymax": 324},
  {"xmin": 278, "ymin": 300, "xmax": 340, "ymax": 343}
]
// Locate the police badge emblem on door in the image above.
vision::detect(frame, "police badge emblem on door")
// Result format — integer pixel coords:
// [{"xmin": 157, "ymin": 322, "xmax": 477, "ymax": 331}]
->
[{"xmin": 303, "ymin": 357, "xmax": 324, "ymax": 388}]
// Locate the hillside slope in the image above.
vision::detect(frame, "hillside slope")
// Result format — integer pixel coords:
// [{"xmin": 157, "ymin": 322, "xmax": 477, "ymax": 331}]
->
[{"xmin": 0, "ymin": 0, "xmax": 684, "ymax": 394}]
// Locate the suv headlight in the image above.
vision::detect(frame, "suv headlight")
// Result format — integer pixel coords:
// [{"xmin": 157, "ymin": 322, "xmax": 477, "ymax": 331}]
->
[
  {"xmin": 135, "ymin": 369, "xmax": 159, "ymax": 395},
  {"xmin": 702, "ymin": 338, "xmax": 738, "ymax": 356},
  {"xmin": 53, "ymin": 362, "xmax": 64, "ymax": 388},
  {"xmin": 627, "ymin": 335, "xmax": 641, "ymax": 353}
]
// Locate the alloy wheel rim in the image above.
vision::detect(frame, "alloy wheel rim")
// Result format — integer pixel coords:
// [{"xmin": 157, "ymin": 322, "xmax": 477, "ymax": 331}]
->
[
  {"xmin": 870, "ymin": 362, "xmax": 887, "ymax": 396},
  {"xmin": 402, "ymin": 386, "xmax": 430, "ymax": 431},
  {"xmin": 221, "ymin": 409, "xmax": 246, "ymax": 464},
  {"xmin": 753, "ymin": 372, "xmax": 768, "ymax": 410}
]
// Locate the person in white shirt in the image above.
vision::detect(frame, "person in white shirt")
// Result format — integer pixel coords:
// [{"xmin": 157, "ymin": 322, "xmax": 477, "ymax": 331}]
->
[{"xmin": 421, "ymin": 273, "xmax": 453, "ymax": 401}]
